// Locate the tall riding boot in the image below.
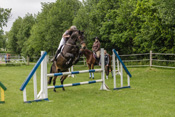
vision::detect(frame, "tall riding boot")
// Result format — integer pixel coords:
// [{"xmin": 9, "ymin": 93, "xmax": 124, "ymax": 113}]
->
[{"xmin": 51, "ymin": 46, "xmax": 62, "ymax": 62}]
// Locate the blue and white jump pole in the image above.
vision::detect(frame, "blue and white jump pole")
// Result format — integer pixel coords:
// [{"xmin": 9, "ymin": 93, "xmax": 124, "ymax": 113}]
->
[
  {"xmin": 42, "ymin": 48, "xmax": 108, "ymax": 91},
  {"xmin": 20, "ymin": 48, "xmax": 108, "ymax": 103},
  {"xmin": 20, "ymin": 51, "xmax": 48, "ymax": 103},
  {"xmin": 112, "ymin": 49, "xmax": 132, "ymax": 90}
]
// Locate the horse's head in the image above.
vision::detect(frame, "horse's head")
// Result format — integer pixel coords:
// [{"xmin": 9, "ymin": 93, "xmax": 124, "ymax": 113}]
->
[
  {"xmin": 69, "ymin": 30, "xmax": 86, "ymax": 49},
  {"xmin": 77, "ymin": 30, "xmax": 86, "ymax": 49}
]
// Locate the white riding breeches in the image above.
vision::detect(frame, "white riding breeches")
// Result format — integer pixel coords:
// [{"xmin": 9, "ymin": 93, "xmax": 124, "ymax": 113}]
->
[
  {"xmin": 56, "ymin": 38, "xmax": 66, "ymax": 58},
  {"xmin": 57, "ymin": 37, "xmax": 66, "ymax": 50}
]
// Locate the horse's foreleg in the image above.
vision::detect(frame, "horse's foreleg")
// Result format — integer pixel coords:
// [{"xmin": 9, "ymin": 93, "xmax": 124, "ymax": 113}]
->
[
  {"xmin": 92, "ymin": 64, "xmax": 94, "ymax": 79},
  {"xmin": 64, "ymin": 53, "xmax": 74, "ymax": 58},
  {"xmin": 53, "ymin": 76, "xmax": 58, "ymax": 92},
  {"xmin": 88, "ymin": 64, "xmax": 91, "ymax": 79},
  {"xmin": 64, "ymin": 53, "xmax": 75, "ymax": 65},
  {"xmin": 73, "ymin": 54, "xmax": 80, "ymax": 65},
  {"xmin": 60, "ymin": 75, "xmax": 68, "ymax": 91}
]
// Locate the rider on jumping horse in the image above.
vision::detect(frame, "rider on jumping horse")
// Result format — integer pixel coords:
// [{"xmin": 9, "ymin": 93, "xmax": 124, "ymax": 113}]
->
[{"xmin": 52, "ymin": 26, "xmax": 78, "ymax": 62}]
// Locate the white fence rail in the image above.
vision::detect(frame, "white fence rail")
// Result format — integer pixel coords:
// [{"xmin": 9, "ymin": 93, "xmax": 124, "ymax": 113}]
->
[
  {"xmin": 119, "ymin": 51, "xmax": 175, "ymax": 69},
  {"xmin": 0, "ymin": 54, "xmax": 26, "ymax": 64}
]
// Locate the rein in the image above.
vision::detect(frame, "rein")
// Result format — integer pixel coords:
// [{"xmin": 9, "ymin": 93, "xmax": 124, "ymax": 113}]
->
[
  {"xmin": 65, "ymin": 43, "xmax": 73, "ymax": 46},
  {"xmin": 80, "ymin": 41, "xmax": 85, "ymax": 44}
]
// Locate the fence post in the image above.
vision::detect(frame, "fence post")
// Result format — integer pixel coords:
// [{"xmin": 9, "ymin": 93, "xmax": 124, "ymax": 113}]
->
[
  {"xmin": 150, "ymin": 50, "xmax": 152, "ymax": 67},
  {"xmin": 27, "ymin": 56, "xmax": 29, "ymax": 65}
]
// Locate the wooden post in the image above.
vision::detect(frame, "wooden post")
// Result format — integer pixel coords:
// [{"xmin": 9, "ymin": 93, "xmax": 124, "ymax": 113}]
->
[
  {"xmin": 150, "ymin": 50, "xmax": 152, "ymax": 68},
  {"xmin": 27, "ymin": 56, "xmax": 29, "ymax": 65}
]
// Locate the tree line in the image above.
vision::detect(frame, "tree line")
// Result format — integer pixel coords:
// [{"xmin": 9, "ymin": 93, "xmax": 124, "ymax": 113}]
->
[{"xmin": 1, "ymin": 0, "xmax": 175, "ymax": 57}]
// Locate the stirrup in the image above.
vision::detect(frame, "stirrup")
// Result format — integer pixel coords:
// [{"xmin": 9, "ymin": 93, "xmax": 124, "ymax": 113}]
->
[{"xmin": 51, "ymin": 57, "xmax": 55, "ymax": 62}]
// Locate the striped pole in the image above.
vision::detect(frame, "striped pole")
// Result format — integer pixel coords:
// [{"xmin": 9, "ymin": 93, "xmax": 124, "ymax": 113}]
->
[
  {"xmin": 48, "ymin": 79, "xmax": 103, "ymax": 89},
  {"xmin": 47, "ymin": 48, "xmax": 108, "ymax": 91},
  {"xmin": 21, "ymin": 48, "xmax": 109, "ymax": 103},
  {"xmin": 47, "ymin": 69, "xmax": 103, "ymax": 77}
]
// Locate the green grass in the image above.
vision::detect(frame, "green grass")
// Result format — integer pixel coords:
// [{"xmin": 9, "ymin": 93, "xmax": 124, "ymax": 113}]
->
[{"xmin": 0, "ymin": 64, "xmax": 174, "ymax": 117}]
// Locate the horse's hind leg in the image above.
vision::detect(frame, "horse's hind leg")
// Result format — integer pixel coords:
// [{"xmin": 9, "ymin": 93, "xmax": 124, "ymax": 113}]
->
[
  {"xmin": 53, "ymin": 76, "xmax": 58, "ymax": 92},
  {"xmin": 48, "ymin": 77, "xmax": 52, "ymax": 85},
  {"xmin": 88, "ymin": 64, "xmax": 91, "ymax": 79},
  {"xmin": 48, "ymin": 63, "xmax": 56, "ymax": 85},
  {"xmin": 60, "ymin": 75, "xmax": 68, "ymax": 91}
]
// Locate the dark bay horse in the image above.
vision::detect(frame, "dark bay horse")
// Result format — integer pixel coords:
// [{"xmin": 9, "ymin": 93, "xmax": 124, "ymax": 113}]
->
[
  {"xmin": 48, "ymin": 30, "xmax": 86, "ymax": 92},
  {"xmin": 80, "ymin": 49, "xmax": 113, "ymax": 79}
]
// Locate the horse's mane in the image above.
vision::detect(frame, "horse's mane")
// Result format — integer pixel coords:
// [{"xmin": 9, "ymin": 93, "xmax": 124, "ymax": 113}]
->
[
  {"xmin": 82, "ymin": 49, "xmax": 93, "ymax": 57},
  {"xmin": 70, "ymin": 30, "xmax": 79, "ymax": 38},
  {"xmin": 84, "ymin": 49, "xmax": 92, "ymax": 53},
  {"xmin": 66, "ymin": 30, "xmax": 79, "ymax": 44}
]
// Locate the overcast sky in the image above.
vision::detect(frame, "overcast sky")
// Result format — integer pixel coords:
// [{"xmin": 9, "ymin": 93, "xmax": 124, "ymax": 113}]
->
[{"xmin": 0, "ymin": 0, "xmax": 57, "ymax": 32}]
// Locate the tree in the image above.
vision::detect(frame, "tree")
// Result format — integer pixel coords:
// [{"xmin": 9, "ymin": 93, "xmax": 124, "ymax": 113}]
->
[
  {"xmin": 17, "ymin": 14, "xmax": 35, "ymax": 55},
  {"xmin": 0, "ymin": 30, "xmax": 4, "ymax": 48},
  {"xmin": 0, "ymin": 7, "xmax": 11, "ymax": 29},
  {"xmin": 26, "ymin": 0, "xmax": 81, "ymax": 57},
  {"xmin": 73, "ymin": 0, "xmax": 101, "ymax": 49},
  {"xmin": 6, "ymin": 0, "xmax": 175, "ymax": 55},
  {"xmin": 0, "ymin": 7, "xmax": 11, "ymax": 50},
  {"xmin": 7, "ymin": 17, "xmax": 22, "ymax": 53}
]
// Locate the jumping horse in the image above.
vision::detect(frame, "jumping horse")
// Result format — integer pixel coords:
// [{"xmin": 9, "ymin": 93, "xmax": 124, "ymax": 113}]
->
[
  {"xmin": 48, "ymin": 30, "xmax": 86, "ymax": 92},
  {"xmin": 80, "ymin": 49, "xmax": 113, "ymax": 79}
]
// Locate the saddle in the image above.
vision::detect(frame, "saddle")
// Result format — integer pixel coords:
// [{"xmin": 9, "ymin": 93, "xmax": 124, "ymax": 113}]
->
[{"xmin": 93, "ymin": 52, "xmax": 100, "ymax": 65}]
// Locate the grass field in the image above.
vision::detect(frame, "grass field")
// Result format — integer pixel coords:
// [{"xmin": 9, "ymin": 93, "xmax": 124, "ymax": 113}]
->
[{"xmin": 0, "ymin": 64, "xmax": 175, "ymax": 117}]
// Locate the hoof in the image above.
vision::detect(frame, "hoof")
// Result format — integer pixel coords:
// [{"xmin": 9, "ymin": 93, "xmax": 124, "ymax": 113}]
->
[
  {"xmin": 54, "ymin": 89, "xmax": 56, "ymax": 92},
  {"xmin": 92, "ymin": 77, "xmax": 94, "ymax": 79},
  {"xmin": 89, "ymin": 77, "xmax": 91, "ymax": 79}
]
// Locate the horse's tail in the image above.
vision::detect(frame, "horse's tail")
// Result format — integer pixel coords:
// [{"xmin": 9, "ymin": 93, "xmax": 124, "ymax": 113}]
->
[{"xmin": 48, "ymin": 64, "xmax": 53, "ymax": 85}]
